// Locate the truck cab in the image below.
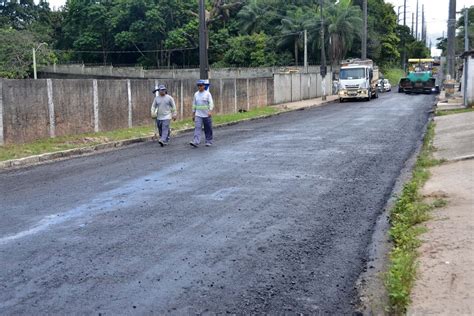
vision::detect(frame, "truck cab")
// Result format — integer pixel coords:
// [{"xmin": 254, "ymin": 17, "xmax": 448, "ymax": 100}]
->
[{"xmin": 338, "ymin": 59, "xmax": 379, "ymax": 102}]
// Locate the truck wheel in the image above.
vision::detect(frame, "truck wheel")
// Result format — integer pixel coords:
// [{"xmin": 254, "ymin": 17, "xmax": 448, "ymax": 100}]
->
[{"xmin": 366, "ymin": 89, "xmax": 371, "ymax": 101}]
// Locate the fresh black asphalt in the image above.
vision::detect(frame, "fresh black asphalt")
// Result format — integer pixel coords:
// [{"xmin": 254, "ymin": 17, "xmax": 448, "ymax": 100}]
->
[{"xmin": 0, "ymin": 92, "xmax": 434, "ymax": 314}]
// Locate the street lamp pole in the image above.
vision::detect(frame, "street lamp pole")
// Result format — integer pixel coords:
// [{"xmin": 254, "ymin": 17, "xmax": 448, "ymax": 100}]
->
[{"xmin": 33, "ymin": 43, "xmax": 47, "ymax": 80}]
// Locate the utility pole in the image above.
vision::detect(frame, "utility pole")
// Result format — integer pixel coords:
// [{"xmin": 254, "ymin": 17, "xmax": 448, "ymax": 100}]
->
[
  {"xmin": 403, "ymin": 0, "xmax": 407, "ymax": 27},
  {"xmin": 402, "ymin": 0, "xmax": 407, "ymax": 71},
  {"xmin": 320, "ymin": 0, "xmax": 326, "ymax": 101},
  {"xmin": 415, "ymin": 0, "xmax": 419, "ymax": 40},
  {"xmin": 362, "ymin": 0, "xmax": 367, "ymax": 59},
  {"xmin": 412, "ymin": 13, "xmax": 415, "ymax": 37},
  {"xmin": 198, "ymin": 0, "xmax": 209, "ymax": 79},
  {"xmin": 304, "ymin": 29, "xmax": 308, "ymax": 73},
  {"xmin": 464, "ymin": 6, "xmax": 469, "ymax": 106},
  {"xmin": 447, "ymin": 0, "xmax": 456, "ymax": 79},
  {"xmin": 465, "ymin": 6, "xmax": 469, "ymax": 52},
  {"xmin": 422, "ymin": 4, "xmax": 425, "ymax": 43}
]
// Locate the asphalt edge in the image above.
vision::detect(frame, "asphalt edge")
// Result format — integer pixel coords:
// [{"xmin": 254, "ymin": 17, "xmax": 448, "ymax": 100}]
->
[
  {"xmin": 0, "ymin": 99, "xmax": 336, "ymax": 171},
  {"xmin": 355, "ymin": 100, "xmax": 437, "ymax": 315}
]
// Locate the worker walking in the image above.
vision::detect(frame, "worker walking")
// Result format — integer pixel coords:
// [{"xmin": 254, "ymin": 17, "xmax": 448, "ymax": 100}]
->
[
  {"xmin": 151, "ymin": 84, "xmax": 177, "ymax": 147},
  {"xmin": 190, "ymin": 80, "xmax": 214, "ymax": 147}
]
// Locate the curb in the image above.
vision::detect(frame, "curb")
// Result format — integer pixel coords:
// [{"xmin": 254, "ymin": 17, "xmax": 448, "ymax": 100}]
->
[
  {"xmin": 443, "ymin": 154, "xmax": 474, "ymax": 163},
  {"xmin": 0, "ymin": 99, "xmax": 336, "ymax": 171}
]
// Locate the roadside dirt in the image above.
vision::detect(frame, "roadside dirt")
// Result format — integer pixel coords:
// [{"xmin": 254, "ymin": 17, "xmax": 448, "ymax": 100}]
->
[{"xmin": 408, "ymin": 160, "xmax": 474, "ymax": 315}]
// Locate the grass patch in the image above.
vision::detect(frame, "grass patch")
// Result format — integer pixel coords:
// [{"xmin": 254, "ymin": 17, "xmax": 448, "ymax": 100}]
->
[
  {"xmin": 0, "ymin": 106, "xmax": 279, "ymax": 162},
  {"xmin": 436, "ymin": 107, "xmax": 474, "ymax": 116},
  {"xmin": 385, "ymin": 122, "xmax": 445, "ymax": 314},
  {"xmin": 381, "ymin": 67, "xmax": 405, "ymax": 86}
]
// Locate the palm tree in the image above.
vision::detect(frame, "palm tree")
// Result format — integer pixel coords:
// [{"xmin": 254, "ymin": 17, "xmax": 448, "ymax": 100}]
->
[
  {"xmin": 208, "ymin": 0, "xmax": 244, "ymax": 26},
  {"xmin": 277, "ymin": 8, "xmax": 311, "ymax": 65},
  {"xmin": 237, "ymin": 0, "xmax": 283, "ymax": 34},
  {"xmin": 325, "ymin": 0, "xmax": 362, "ymax": 65},
  {"xmin": 237, "ymin": 0, "xmax": 264, "ymax": 34}
]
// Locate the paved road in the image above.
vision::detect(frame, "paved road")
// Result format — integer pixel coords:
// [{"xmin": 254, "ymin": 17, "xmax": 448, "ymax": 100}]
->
[{"xmin": 0, "ymin": 92, "xmax": 434, "ymax": 314}]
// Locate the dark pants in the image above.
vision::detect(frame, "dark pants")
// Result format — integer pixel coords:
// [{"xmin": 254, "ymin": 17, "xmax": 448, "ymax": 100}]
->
[
  {"xmin": 193, "ymin": 116, "xmax": 213, "ymax": 144},
  {"xmin": 156, "ymin": 119, "xmax": 170, "ymax": 142}
]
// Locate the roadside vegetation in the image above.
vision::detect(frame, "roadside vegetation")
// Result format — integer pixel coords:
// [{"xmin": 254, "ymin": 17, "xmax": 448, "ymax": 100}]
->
[
  {"xmin": 0, "ymin": 106, "xmax": 277, "ymax": 162},
  {"xmin": 0, "ymin": 0, "xmax": 439, "ymax": 78},
  {"xmin": 385, "ymin": 122, "xmax": 447, "ymax": 314},
  {"xmin": 382, "ymin": 68, "xmax": 405, "ymax": 86},
  {"xmin": 436, "ymin": 107, "xmax": 474, "ymax": 116}
]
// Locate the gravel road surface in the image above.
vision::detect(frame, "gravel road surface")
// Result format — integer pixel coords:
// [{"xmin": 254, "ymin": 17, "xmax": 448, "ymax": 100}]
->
[{"xmin": 0, "ymin": 92, "xmax": 434, "ymax": 314}]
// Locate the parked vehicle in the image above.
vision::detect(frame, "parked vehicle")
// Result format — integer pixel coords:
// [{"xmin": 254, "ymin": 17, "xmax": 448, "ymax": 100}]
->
[
  {"xmin": 377, "ymin": 79, "xmax": 391, "ymax": 92},
  {"xmin": 338, "ymin": 59, "xmax": 379, "ymax": 102}
]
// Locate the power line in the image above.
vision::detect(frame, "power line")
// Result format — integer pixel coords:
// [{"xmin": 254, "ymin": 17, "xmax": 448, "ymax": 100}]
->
[{"xmin": 52, "ymin": 47, "xmax": 199, "ymax": 54}]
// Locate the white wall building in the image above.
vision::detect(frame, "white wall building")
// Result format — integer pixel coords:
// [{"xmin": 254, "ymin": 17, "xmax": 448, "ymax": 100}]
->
[{"xmin": 461, "ymin": 51, "xmax": 474, "ymax": 106}]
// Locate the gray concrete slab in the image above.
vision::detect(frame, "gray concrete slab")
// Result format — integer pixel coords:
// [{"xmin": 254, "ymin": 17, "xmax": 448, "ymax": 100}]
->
[{"xmin": 433, "ymin": 112, "xmax": 474, "ymax": 161}]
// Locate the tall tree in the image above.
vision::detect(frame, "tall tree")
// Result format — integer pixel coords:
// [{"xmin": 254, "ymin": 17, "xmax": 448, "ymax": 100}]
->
[
  {"xmin": 0, "ymin": 27, "xmax": 55, "ymax": 78},
  {"xmin": 325, "ymin": 0, "xmax": 363, "ymax": 65},
  {"xmin": 277, "ymin": 7, "xmax": 311, "ymax": 65}
]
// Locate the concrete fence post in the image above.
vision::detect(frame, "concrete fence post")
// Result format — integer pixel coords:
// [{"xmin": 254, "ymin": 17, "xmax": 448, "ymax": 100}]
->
[
  {"xmin": 127, "ymin": 80, "xmax": 132, "ymax": 128},
  {"xmin": 0, "ymin": 80, "xmax": 4, "ymax": 146},
  {"xmin": 46, "ymin": 79, "xmax": 55, "ymax": 138},
  {"xmin": 219, "ymin": 79, "xmax": 223, "ymax": 114},
  {"xmin": 234, "ymin": 78, "xmax": 237, "ymax": 113},
  {"xmin": 93, "ymin": 80, "xmax": 99, "ymax": 132},
  {"xmin": 180, "ymin": 80, "xmax": 184, "ymax": 118},
  {"xmin": 300, "ymin": 74, "xmax": 303, "ymax": 101},
  {"xmin": 265, "ymin": 79, "xmax": 268, "ymax": 106},
  {"xmin": 246, "ymin": 78, "xmax": 250, "ymax": 111}
]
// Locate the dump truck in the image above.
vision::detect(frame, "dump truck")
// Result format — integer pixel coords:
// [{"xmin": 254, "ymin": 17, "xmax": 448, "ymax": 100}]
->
[
  {"xmin": 338, "ymin": 59, "xmax": 379, "ymax": 102},
  {"xmin": 398, "ymin": 58, "xmax": 440, "ymax": 94}
]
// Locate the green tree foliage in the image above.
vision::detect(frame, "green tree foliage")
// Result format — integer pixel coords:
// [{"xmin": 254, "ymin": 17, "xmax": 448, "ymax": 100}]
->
[
  {"xmin": 396, "ymin": 24, "xmax": 429, "ymax": 61},
  {"xmin": 352, "ymin": 0, "xmax": 399, "ymax": 66},
  {"xmin": 0, "ymin": 0, "xmax": 57, "ymax": 78},
  {"xmin": 325, "ymin": 0, "xmax": 363, "ymax": 65},
  {"xmin": 0, "ymin": 0, "xmax": 38, "ymax": 29},
  {"xmin": 436, "ymin": 6, "xmax": 473, "ymax": 57},
  {"xmin": 277, "ymin": 7, "xmax": 311, "ymax": 65},
  {"xmin": 1, "ymin": 0, "xmax": 417, "ymax": 72},
  {"xmin": 456, "ymin": 6, "xmax": 473, "ymax": 51},
  {"xmin": 0, "ymin": 28, "xmax": 55, "ymax": 78},
  {"xmin": 221, "ymin": 33, "xmax": 280, "ymax": 67}
]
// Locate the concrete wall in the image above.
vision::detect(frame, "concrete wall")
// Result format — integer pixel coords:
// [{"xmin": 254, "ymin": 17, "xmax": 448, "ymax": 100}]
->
[
  {"xmin": 52, "ymin": 79, "xmax": 95, "ymax": 137},
  {"xmin": 0, "ymin": 70, "xmax": 334, "ymax": 145},
  {"xmin": 0, "ymin": 77, "xmax": 275, "ymax": 145},
  {"xmin": 464, "ymin": 57, "xmax": 474, "ymax": 105},
  {"xmin": 273, "ymin": 70, "xmax": 332, "ymax": 104},
  {"xmin": 1, "ymin": 80, "xmax": 51, "ymax": 144},
  {"xmin": 40, "ymin": 64, "xmax": 322, "ymax": 80}
]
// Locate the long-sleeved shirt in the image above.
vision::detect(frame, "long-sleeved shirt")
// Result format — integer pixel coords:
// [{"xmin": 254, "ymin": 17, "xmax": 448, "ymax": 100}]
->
[
  {"xmin": 151, "ymin": 94, "xmax": 177, "ymax": 120},
  {"xmin": 192, "ymin": 90, "xmax": 214, "ymax": 118}
]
